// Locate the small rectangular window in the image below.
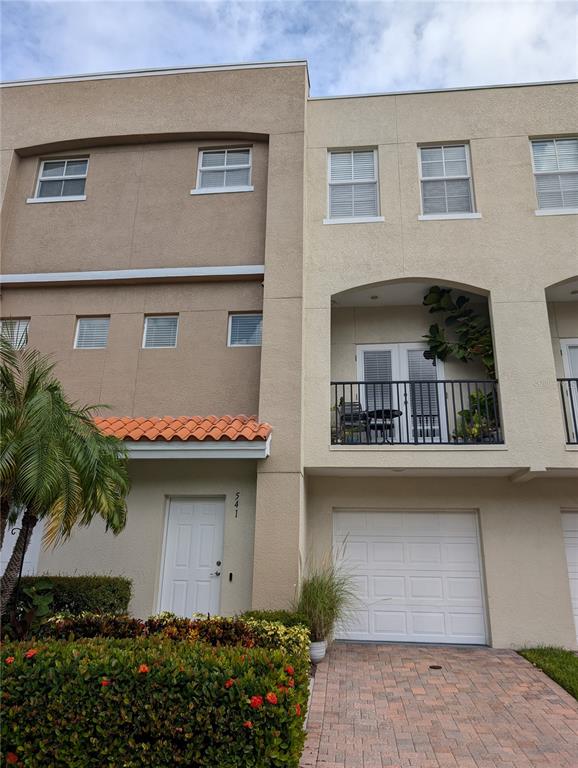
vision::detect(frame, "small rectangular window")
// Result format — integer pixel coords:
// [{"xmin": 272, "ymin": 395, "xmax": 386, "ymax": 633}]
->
[
  {"xmin": 74, "ymin": 317, "xmax": 110, "ymax": 349},
  {"xmin": 0, "ymin": 318, "xmax": 29, "ymax": 349},
  {"xmin": 34, "ymin": 158, "xmax": 89, "ymax": 200},
  {"xmin": 143, "ymin": 315, "xmax": 178, "ymax": 348},
  {"xmin": 532, "ymin": 138, "xmax": 578, "ymax": 210},
  {"xmin": 419, "ymin": 144, "xmax": 474, "ymax": 215},
  {"xmin": 228, "ymin": 314, "xmax": 262, "ymax": 347},
  {"xmin": 197, "ymin": 149, "xmax": 252, "ymax": 191},
  {"xmin": 328, "ymin": 149, "xmax": 379, "ymax": 219}
]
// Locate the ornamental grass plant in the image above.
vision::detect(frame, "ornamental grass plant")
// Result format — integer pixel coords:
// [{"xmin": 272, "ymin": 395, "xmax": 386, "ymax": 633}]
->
[{"xmin": 294, "ymin": 555, "xmax": 356, "ymax": 642}]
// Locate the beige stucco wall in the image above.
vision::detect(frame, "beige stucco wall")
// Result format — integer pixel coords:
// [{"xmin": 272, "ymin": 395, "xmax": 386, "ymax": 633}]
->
[
  {"xmin": 1, "ymin": 139, "xmax": 269, "ymax": 275},
  {"xmin": 0, "ymin": 281, "xmax": 263, "ymax": 415},
  {"xmin": 37, "ymin": 459, "xmax": 257, "ymax": 617},
  {"xmin": 303, "ymin": 83, "xmax": 578, "ymax": 474},
  {"xmin": 306, "ymin": 475, "xmax": 578, "ymax": 649}
]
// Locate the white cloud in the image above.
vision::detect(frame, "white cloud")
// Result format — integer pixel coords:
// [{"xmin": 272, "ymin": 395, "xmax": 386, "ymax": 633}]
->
[{"xmin": 1, "ymin": 0, "xmax": 576, "ymax": 95}]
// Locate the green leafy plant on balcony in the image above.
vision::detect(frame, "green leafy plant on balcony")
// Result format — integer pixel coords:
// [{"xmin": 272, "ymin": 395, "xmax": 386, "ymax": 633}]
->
[
  {"xmin": 454, "ymin": 389, "xmax": 499, "ymax": 442},
  {"xmin": 422, "ymin": 286, "xmax": 495, "ymax": 377}
]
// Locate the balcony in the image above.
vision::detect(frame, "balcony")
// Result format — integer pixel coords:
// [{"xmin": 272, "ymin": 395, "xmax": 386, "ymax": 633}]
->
[
  {"xmin": 331, "ymin": 379, "xmax": 503, "ymax": 446},
  {"xmin": 558, "ymin": 378, "xmax": 578, "ymax": 444}
]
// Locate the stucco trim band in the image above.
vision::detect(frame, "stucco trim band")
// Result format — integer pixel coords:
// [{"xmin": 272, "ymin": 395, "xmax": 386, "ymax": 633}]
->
[
  {"xmin": 126, "ymin": 436, "xmax": 271, "ymax": 460},
  {"xmin": 0, "ymin": 265, "xmax": 265, "ymax": 288}
]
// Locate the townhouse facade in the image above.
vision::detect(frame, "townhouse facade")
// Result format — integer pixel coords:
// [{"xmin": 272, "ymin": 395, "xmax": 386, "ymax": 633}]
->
[{"xmin": 1, "ymin": 62, "xmax": 577, "ymax": 649}]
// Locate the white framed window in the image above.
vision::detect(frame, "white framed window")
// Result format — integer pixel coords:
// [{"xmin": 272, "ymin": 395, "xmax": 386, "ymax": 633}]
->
[
  {"xmin": 74, "ymin": 317, "xmax": 110, "ymax": 349},
  {"xmin": 418, "ymin": 144, "xmax": 478, "ymax": 219},
  {"xmin": 326, "ymin": 149, "xmax": 382, "ymax": 223},
  {"xmin": 531, "ymin": 138, "xmax": 578, "ymax": 214},
  {"xmin": 228, "ymin": 313, "xmax": 262, "ymax": 347},
  {"xmin": 143, "ymin": 315, "xmax": 179, "ymax": 349},
  {"xmin": 28, "ymin": 158, "xmax": 89, "ymax": 203},
  {"xmin": 191, "ymin": 148, "xmax": 253, "ymax": 195},
  {"xmin": 0, "ymin": 318, "xmax": 29, "ymax": 349}
]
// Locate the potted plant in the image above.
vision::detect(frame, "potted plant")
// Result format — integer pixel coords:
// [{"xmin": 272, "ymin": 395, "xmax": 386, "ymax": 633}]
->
[
  {"xmin": 294, "ymin": 556, "xmax": 355, "ymax": 663},
  {"xmin": 453, "ymin": 389, "xmax": 500, "ymax": 443}
]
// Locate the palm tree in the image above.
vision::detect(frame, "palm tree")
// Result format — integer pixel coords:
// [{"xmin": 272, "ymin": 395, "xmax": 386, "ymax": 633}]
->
[{"xmin": 0, "ymin": 338, "xmax": 129, "ymax": 614}]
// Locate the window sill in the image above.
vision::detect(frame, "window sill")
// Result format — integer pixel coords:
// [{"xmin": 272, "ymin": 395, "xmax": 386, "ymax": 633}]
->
[
  {"xmin": 26, "ymin": 195, "xmax": 87, "ymax": 204},
  {"xmin": 534, "ymin": 208, "xmax": 578, "ymax": 217},
  {"xmin": 418, "ymin": 213, "xmax": 481, "ymax": 221},
  {"xmin": 190, "ymin": 186, "xmax": 254, "ymax": 196},
  {"xmin": 323, "ymin": 216, "xmax": 384, "ymax": 225}
]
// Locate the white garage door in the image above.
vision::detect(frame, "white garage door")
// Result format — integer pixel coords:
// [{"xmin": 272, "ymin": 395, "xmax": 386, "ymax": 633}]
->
[
  {"xmin": 334, "ymin": 510, "xmax": 487, "ymax": 644},
  {"xmin": 562, "ymin": 512, "xmax": 578, "ymax": 643}
]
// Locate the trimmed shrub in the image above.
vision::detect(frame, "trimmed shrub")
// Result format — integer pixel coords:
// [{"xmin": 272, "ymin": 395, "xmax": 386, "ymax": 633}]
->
[
  {"xmin": 2, "ymin": 635, "xmax": 308, "ymax": 767},
  {"xmin": 38, "ymin": 613, "xmax": 310, "ymax": 666},
  {"xmin": 241, "ymin": 609, "xmax": 309, "ymax": 629},
  {"xmin": 18, "ymin": 575, "xmax": 131, "ymax": 615}
]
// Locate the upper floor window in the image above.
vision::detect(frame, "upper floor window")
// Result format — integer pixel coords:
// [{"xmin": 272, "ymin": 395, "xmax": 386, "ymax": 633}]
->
[
  {"xmin": 0, "ymin": 318, "xmax": 29, "ymax": 349},
  {"xmin": 74, "ymin": 317, "xmax": 110, "ymax": 349},
  {"xmin": 327, "ymin": 149, "xmax": 380, "ymax": 221},
  {"xmin": 31, "ymin": 158, "xmax": 89, "ymax": 202},
  {"xmin": 228, "ymin": 313, "xmax": 262, "ymax": 347},
  {"xmin": 192, "ymin": 149, "xmax": 253, "ymax": 194},
  {"xmin": 419, "ymin": 144, "xmax": 476, "ymax": 217},
  {"xmin": 142, "ymin": 315, "xmax": 179, "ymax": 348},
  {"xmin": 531, "ymin": 138, "xmax": 578, "ymax": 214}
]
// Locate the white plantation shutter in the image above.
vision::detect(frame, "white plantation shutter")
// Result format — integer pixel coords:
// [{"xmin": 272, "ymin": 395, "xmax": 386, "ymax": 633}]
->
[
  {"xmin": 229, "ymin": 314, "xmax": 262, "ymax": 346},
  {"xmin": 532, "ymin": 138, "xmax": 578, "ymax": 209},
  {"xmin": 362, "ymin": 350, "xmax": 392, "ymax": 410},
  {"xmin": 407, "ymin": 349, "xmax": 438, "ymax": 416},
  {"xmin": 420, "ymin": 145, "xmax": 474, "ymax": 214},
  {"xmin": 198, "ymin": 149, "xmax": 251, "ymax": 189},
  {"xmin": 0, "ymin": 318, "xmax": 29, "ymax": 349},
  {"xmin": 329, "ymin": 150, "xmax": 378, "ymax": 218},
  {"xmin": 567, "ymin": 345, "xmax": 578, "ymax": 378},
  {"xmin": 75, "ymin": 317, "xmax": 110, "ymax": 349},
  {"xmin": 143, "ymin": 316, "xmax": 178, "ymax": 348}
]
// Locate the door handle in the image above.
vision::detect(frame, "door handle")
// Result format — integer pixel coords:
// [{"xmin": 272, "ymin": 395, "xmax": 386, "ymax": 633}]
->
[{"xmin": 210, "ymin": 571, "xmax": 221, "ymax": 577}]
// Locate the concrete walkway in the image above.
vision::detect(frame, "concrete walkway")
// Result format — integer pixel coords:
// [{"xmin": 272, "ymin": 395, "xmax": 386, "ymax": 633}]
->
[{"xmin": 301, "ymin": 642, "xmax": 578, "ymax": 768}]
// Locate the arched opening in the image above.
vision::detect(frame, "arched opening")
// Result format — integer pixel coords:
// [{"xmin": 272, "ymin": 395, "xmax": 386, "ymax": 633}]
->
[
  {"xmin": 330, "ymin": 278, "xmax": 502, "ymax": 446},
  {"xmin": 546, "ymin": 276, "xmax": 578, "ymax": 443}
]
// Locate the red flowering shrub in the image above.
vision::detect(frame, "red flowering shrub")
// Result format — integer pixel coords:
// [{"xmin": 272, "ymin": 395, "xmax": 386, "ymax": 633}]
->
[
  {"xmin": 2, "ymin": 624, "xmax": 309, "ymax": 768},
  {"xmin": 249, "ymin": 695, "xmax": 263, "ymax": 709}
]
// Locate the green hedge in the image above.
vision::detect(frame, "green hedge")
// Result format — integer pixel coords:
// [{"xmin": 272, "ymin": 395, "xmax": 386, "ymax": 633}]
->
[
  {"xmin": 2, "ymin": 633, "xmax": 308, "ymax": 767},
  {"xmin": 18, "ymin": 575, "xmax": 131, "ymax": 615},
  {"xmin": 241, "ymin": 609, "xmax": 309, "ymax": 629}
]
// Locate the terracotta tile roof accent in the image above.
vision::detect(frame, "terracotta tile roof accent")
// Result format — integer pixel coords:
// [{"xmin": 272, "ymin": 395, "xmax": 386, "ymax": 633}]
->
[{"xmin": 95, "ymin": 415, "xmax": 272, "ymax": 442}]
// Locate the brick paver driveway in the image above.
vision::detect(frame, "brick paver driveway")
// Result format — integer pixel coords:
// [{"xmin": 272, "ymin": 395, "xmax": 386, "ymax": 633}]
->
[{"xmin": 301, "ymin": 642, "xmax": 578, "ymax": 768}]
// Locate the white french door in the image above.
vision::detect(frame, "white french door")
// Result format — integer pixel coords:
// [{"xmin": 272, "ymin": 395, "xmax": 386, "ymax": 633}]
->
[
  {"xmin": 159, "ymin": 497, "xmax": 225, "ymax": 617},
  {"xmin": 561, "ymin": 339, "xmax": 578, "ymax": 442},
  {"xmin": 356, "ymin": 343, "xmax": 447, "ymax": 443}
]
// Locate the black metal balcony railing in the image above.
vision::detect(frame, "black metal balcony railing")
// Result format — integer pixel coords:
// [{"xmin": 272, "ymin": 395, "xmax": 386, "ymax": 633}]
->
[
  {"xmin": 558, "ymin": 378, "xmax": 578, "ymax": 445},
  {"xmin": 331, "ymin": 380, "xmax": 503, "ymax": 446}
]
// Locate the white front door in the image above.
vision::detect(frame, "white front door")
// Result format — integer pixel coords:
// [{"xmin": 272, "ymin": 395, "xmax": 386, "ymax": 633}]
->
[
  {"xmin": 160, "ymin": 497, "xmax": 225, "ymax": 617},
  {"xmin": 356, "ymin": 343, "xmax": 447, "ymax": 442},
  {"xmin": 0, "ymin": 514, "xmax": 43, "ymax": 576},
  {"xmin": 334, "ymin": 510, "xmax": 487, "ymax": 644},
  {"xmin": 562, "ymin": 511, "xmax": 578, "ymax": 643}
]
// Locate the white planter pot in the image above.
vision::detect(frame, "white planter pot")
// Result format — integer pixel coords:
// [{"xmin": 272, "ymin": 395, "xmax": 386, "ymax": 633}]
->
[{"xmin": 310, "ymin": 640, "xmax": 327, "ymax": 664}]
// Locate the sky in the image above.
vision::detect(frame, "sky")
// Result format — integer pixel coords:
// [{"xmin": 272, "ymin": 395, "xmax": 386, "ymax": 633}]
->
[{"xmin": 1, "ymin": 0, "xmax": 577, "ymax": 96}]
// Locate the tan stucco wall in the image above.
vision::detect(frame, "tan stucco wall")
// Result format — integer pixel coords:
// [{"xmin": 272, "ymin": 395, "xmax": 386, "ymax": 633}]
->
[
  {"xmin": 1, "ymin": 281, "xmax": 263, "ymax": 415},
  {"xmin": 37, "ymin": 460, "xmax": 257, "ymax": 617},
  {"xmin": 303, "ymin": 83, "xmax": 578, "ymax": 474},
  {"xmin": 1, "ymin": 139, "xmax": 268, "ymax": 275},
  {"xmin": 306, "ymin": 475, "xmax": 578, "ymax": 649}
]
